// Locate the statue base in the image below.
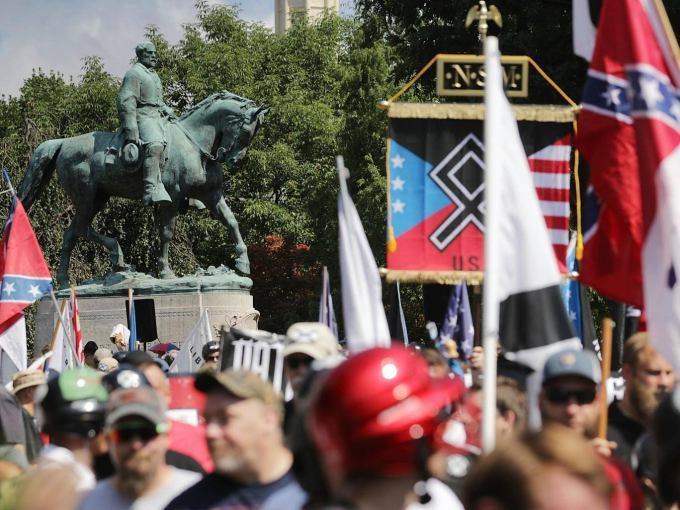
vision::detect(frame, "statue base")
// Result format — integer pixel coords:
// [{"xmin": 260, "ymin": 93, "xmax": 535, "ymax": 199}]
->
[{"xmin": 35, "ymin": 267, "xmax": 258, "ymax": 355}]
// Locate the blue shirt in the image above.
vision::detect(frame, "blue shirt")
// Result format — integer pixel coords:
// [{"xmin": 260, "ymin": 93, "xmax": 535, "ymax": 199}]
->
[{"xmin": 164, "ymin": 469, "xmax": 307, "ymax": 510}]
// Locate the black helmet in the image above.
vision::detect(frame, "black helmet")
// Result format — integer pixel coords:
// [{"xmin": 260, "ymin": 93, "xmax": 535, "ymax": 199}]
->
[
  {"xmin": 101, "ymin": 364, "xmax": 151, "ymax": 393},
  {"xmin": 40, "ymin": 367, "xmax": 108, "ymax": 438},
  {"xmin": 202, "ymin": 340, "xmax": 221, "ymax": 360}
]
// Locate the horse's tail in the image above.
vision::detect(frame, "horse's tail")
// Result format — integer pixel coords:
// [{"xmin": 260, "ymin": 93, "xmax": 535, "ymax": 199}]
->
[{"xmin": 18, "ymin": 139, "xmax": 62, "ymax": 212}]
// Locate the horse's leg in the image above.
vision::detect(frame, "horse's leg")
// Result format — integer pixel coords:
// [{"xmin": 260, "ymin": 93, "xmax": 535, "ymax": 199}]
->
[
  {"xmin": 208, "ymin": 196, "xmax": 250, "ymax": 275},
  {"xmin": 57, "ymin": 222, "xmax": 79, "ymax": 289},
  {"xmin": 155, "ymin": 204, "xmax": 178, "ymax": 279},
  {"xmin": 84, "ymin": 195, "xmax": 130, "ymax": 273}
]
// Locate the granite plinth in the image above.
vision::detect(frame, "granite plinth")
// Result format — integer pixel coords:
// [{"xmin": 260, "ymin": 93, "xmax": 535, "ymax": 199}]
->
[
  {"xmin": 54, "ymin": 265, "xmax": 252, "ymax": 297},
  {"xmin": 35, "ymin": 288, "xmax": 259, "ymax": 355}
]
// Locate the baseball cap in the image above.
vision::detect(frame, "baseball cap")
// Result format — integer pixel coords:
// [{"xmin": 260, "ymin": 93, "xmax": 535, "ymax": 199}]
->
[
  {"xmin": 12, "ymin": 369, "xmax": 46, "ymax": 394},
  {"xmin": 105, "ymin": 386, "xmax": 167, "ymax": 429},
  {"xmin": 94, "ymin": 347, "xmax": 113, "ymax": 363},
  {"xmin": 124, "ymin": 351, "xmax": 155, "ymax": 367},
  {"xmin": 542, "ymin": 349, "xmax": 601, "ymax": 386},
  {"xmin": 195, "ymin": 368, "xmax": 283, "ymax": 416},
  {"xmin": 284, "ymin": 322, "xmax": 340, "ymax": 360},
  {"xmin": 97, "ymin": 357, "xmax": 119, "ymax": 373},
  {"xmin": 202, "ymin": 340, "xmax": 221, "ymax": 360}
]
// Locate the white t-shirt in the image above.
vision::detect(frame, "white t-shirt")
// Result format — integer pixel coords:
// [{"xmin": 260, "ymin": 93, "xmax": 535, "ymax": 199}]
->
[
  {"xmin": 77, "ymin": 466, "xmax": 200, "ymax": 510},
  {"xmin": 404, "ymin": 478, "xmax": 464, "ymax": 510}
]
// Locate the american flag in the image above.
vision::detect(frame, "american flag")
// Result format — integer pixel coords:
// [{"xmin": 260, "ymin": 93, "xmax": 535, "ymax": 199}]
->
[{"xmin": 528, "ymin": 134, "xmax": 572, "ymax": 270}]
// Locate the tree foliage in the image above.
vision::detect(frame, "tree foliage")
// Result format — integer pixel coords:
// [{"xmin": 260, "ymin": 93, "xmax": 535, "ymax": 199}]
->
[{"xmin": 2, "ymin": 1, "xmax": 677, "ymax": 349}]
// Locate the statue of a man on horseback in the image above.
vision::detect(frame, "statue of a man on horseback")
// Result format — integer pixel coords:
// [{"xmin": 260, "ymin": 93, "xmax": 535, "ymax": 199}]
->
[
  {"xmin": 117, "ymin": 41, "xmax": 174, "ymax": 205},
  {"xmin": 18, "ymin": 40, "xmax": 268, "ymax": 289}
]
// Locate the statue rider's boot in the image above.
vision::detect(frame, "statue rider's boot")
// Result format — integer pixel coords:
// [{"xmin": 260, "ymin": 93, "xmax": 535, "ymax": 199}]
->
[{"xmin": 142, "ymin": 143, "xmax": 171, "ymax": 206}]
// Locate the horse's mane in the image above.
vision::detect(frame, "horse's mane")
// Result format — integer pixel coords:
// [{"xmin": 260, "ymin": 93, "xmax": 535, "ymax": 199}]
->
[{"xmin": 179, "ymin": 91, "xmax": 254, "ymax": 121}]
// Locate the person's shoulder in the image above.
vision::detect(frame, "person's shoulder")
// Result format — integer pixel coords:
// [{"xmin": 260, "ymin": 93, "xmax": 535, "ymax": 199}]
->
[
  {"xmin": 123, "ymin": 63, "xmax": 147, "ymax": 80},
  {"xmin": 168, "ymin": 466, "xmax": 202, "ymax": 486},
  {"xmin": 77, "ymin": 479, "xmax": 118, "ymax": 510},
  {"xmin": 163, "ymin": 474, "xmax": 222, "ymax": 510}
]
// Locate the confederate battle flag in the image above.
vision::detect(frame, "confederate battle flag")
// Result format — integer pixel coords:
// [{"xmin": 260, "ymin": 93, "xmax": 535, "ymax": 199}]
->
[
  {"xmin": 0, "ymin": 194, "xmax": 52, "ymax": 331},
  {"xmin": 577, "ymin": 0, "xmax": 680, "ymax": 370}
]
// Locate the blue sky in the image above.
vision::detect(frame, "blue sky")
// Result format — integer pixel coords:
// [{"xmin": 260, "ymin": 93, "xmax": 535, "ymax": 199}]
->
[{"xmin": 0, "ymin": 1, "xmax": 349, "ymax": 97}]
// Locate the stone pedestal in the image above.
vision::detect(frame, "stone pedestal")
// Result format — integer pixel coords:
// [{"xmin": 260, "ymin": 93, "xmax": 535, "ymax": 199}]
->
[{"xmin": 34, "ymin": 267, "xmax": 258, "ymax": 353}]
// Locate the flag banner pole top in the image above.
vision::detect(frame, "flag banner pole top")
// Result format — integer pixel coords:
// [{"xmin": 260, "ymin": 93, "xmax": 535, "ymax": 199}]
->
[
  {"xmin": 380, "ymin": 53, "xmax": 578, "ymax": 106},
  {"xmin": 387, "ymin": 103, "xmax": 577, "ymax": 122}
]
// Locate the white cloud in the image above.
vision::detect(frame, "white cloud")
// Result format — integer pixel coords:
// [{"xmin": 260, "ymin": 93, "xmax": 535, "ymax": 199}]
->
[{"xmin": 0, "ymin": 0, "xmax": 274, "ymax": 97}]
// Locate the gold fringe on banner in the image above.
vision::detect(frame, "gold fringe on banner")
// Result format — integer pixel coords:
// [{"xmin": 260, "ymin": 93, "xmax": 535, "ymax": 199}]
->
[
  {"xmin": 387, "ymin": 103, "xmax": 578, "ymax": 122},
  {"xmin": 380, "ymin": 268, "xmax": 577, "ymax": 285},
  {"xmin": 380, "ymin": 268, "xmax": 484, "ymax": 285}
]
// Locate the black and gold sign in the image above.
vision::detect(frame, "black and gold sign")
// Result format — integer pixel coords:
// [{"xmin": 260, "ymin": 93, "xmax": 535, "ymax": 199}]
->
[{"xmin": 436, "ymin": 55, "xmax": 529, "ymax": 97}]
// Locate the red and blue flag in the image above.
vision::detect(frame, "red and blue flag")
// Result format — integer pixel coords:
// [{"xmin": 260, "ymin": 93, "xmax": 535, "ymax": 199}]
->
[
  {"xmin": 386, "ymin": 115, "xmax": 572, "ymax": 273},
  {"xmin": 577, "ymin": 0, "xmax": 680, "ymax": 370},
  {"xmin": 0, "ymin": 194, "xmax": 52, "ymax": 331}
]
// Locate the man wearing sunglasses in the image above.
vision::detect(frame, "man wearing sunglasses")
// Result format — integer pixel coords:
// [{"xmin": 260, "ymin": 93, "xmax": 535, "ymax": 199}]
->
[
  {"xmin": 78, "ymin": 387, "xmax": 199, "ymax": 510},
  {"xmin": 538, "ymin": 349, "xmax": 644, "ymax": 510},
  {"xmin": 539, "ymin": 349, "xmax": 602, "ymax": 437}
]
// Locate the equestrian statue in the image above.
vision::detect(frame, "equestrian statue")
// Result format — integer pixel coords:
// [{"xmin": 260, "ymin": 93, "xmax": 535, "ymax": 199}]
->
[{"xmin": 18, "ymin": 41, "xmax": 268, "ymax": 289}]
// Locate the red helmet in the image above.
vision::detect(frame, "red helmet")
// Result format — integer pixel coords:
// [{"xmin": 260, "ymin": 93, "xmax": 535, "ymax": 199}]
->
[{"xmin": 309, "ymin": 345, "xmax": 465, "ymax": 477}]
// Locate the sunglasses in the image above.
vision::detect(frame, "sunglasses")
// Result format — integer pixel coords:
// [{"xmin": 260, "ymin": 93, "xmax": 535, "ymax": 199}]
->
[
  {"xmin": 285, "ymin": 355, "xmax": 313, "ymax": 370},
  {"xmin": 545, "ymin": 387, "xmax": 597, "ymax": 405},
  {"xmin": 110, "ymin": 421, "xmax": 165, "ymax": 443}
]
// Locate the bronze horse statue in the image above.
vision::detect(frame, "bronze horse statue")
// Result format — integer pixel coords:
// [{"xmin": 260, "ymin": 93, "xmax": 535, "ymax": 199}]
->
[{"xmin": 18, "ymin": 92, "xmax": 267, "ymax": 288}]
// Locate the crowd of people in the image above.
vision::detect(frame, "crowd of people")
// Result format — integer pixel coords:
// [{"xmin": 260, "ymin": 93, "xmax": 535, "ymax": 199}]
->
[{"xmin": 0, "ymin": 320, "xmax": 679, "ymax": 509}]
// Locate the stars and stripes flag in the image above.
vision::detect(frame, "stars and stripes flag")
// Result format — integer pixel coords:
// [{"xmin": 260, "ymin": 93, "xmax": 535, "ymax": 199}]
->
[
  {"xmin": 387, "ymin": 107, "xmax": 573, "ymax": 273},
  {"xmin": 438, "ymin": 284, "xmax": 474, "ymax": 362},
  {"xmin": 576, "ymin": 0, "xmax": 680, "ymax": 371}
]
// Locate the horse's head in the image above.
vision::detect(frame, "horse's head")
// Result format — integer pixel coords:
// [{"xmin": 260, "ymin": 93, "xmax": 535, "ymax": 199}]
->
[
  {"xmin": 223, "ymin": 105, "xmax": 269, "ymax": 166},
  {"xmin": 179, "ymin": 92, "xmax": 268, "ymax": 165}
]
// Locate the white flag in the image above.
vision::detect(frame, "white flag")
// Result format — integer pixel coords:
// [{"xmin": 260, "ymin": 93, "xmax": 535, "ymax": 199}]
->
[
  {"xmin": 337, "ymin": 156, "xmax": 391, "ymax": 353},
  {"xmin": 482, "ymin": 37, "xmax": 581, "ymax": 449},
  {"xmin": 0, "ymin": 316, "xmax": 27, "ymax": 385},
  {"xmin": 49, "ymin": 306, "xmax": 75, "ymax": 373},
  {"xmin": 573, "ymin": 0, "xmax": 597, "ymax": 61},
  {"xmin": 318, "ymin": 266, "xmax": 338, "ymax": 339},
  {"xmin": 170, "ymin": 310, "xmax": 213, "ymax": 373}
]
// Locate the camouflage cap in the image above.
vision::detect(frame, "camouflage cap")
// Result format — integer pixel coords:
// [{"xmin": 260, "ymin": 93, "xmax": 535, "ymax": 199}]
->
[{"xmin": 195, "ymin": 368, "xmax": 283, "ymax": 416}]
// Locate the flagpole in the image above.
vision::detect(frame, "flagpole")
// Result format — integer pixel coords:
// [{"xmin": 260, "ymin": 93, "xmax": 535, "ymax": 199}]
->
[
  {"xmin": 47, "ymin": 299, "xmax": 68, "ymax": 354},
  {"xmin": 481, "ymin": 36, "xmax": 501, "ymax": 453},
  {"xmin": 597, "ymin": 318, "xmax": 614, "ymax": 439},
  {"xmin": 49, "ymin": 290, "xmax": 78, "ymax": 364}
]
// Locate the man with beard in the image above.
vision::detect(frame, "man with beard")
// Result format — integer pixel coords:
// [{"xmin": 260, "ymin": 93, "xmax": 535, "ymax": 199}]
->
[
  {"xmin": 608, "ymin": 333, "xmax": 676, "ymax": 466},
  {"xmin": 539, "ymin": 349, "xmax": 644, "ymax": 510},
  {"xmin": 78, "ymin": 387, "xmax": 199, "ymax": 510},
  {"xmin": 165, "ymin": 369, "xmax": 307, "ymax": 509}
]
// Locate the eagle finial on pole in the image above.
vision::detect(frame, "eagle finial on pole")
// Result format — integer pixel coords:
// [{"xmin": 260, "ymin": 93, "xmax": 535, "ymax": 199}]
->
[{"xmin": 465, "ymin": 0, "xmax": 502, "ymax": 48}]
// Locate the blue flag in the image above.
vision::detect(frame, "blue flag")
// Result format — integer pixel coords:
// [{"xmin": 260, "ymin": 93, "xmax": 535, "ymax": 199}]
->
[
  {"xmin": 438, "ymin": 284, "xmax": 474, "ymax": 363},
  {"xmin": 561, "ymin": 238, "xmax": 582, "ymax": 337},
  {"xmin": 128, "ymin": 299, "xmax": 137, "ymax": 352}
]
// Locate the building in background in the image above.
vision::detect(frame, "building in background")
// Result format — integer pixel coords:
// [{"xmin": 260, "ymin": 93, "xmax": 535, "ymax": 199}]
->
[{"xmin": 274, "ymin": 0, "xmax": 340, "ymax": 34}]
